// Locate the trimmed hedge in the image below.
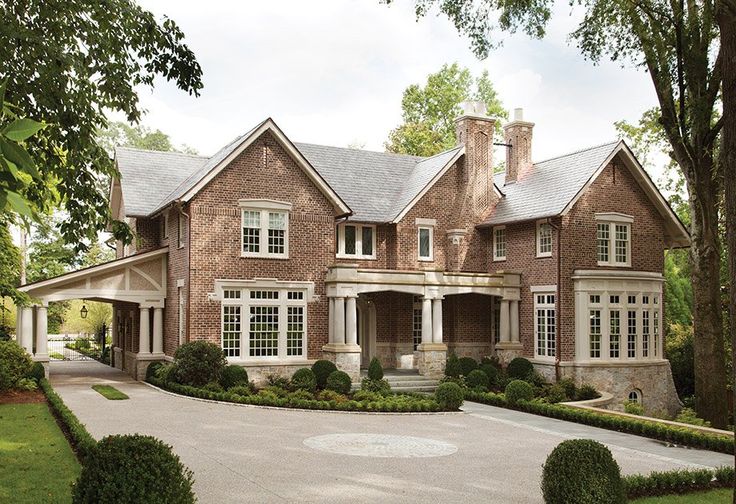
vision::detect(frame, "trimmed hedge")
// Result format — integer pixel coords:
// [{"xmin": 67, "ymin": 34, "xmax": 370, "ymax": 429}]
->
[
  {"xmin": 463, "ymin": 389, "xmax": 734, "ymax": 454},
  {"xmin": 624, "ymin": 466, "xmax": 734, "ymax": 499},
  {"xmin": 445, "ymin": 353, "xmax": 461, "ymax": 378},
  {"xmin": 219, "ymin": 365, "xmax": 248, "ymax": 390},
  {"xmin": 148, "ymin": 376, "xmax": 443, "ymax": 412},
  {"xmin": 0, "ymin": 340, "xmax": 33, "ymax": 391},
  {"xmin": 39, "ymin": 379, "xmax": 97, "ymax": 462}
]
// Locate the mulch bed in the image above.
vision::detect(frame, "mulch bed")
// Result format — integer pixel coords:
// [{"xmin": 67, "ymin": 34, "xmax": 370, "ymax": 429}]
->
[{"xmin": 0, "ymin": 389, "xmax": 46, "ymax": 404}]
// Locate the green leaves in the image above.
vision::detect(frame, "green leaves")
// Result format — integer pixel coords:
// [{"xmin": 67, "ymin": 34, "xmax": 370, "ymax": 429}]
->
[{"xmin": 2, "ymin": 118, "xmax": 45, "ymax": 142}]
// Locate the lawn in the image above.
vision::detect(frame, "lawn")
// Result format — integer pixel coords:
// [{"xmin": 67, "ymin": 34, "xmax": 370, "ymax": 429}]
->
[
  {"xmin": 0, "ymin": 403, "xmax": 81, "ymax": 503},
  {"xmin": 91, "ymin": 384, "xmax": 129, "ymax": 400},
  {"xmin": 631, "ymin": 489, "xmax": 733, "ymax": 503}
]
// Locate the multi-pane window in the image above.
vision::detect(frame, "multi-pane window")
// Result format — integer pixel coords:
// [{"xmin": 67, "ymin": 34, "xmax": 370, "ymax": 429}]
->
[
  {"xmin": 412, "ymin": 297, "xmax": 422, "ymax": 350},
  {"xmin": 286, "ymin": 307, "xmax": 304, "ymax": 356},
  {"xmin": 589, "ymin": 310, "xmax": 601, "ymax": 358},
  {"xmin": 493, "ymin": 226, "xmax": 506, "ymax": 261},
  {"xmin": 337, "ymin": 223, "xmax": 375, "ymax": 259},
  {"xmin": 250, "ymin": 306, "xmax": 279, "ymax": 357},
  {"xmin": 268, "ymin": 212, "xmax": 286, "ymax": 254},
  {"xmin": 240, "ymin": 202, "xmax": 290, "ymax": 258},
  {"xmin": 418, "ymin": 226, "xmax": 433, "ymax": 261},
  {"xmin": 627, "ymin": 310, "xmax": 637, "ymax": 358},
  {"xmin": 642, "ymin": 310, "xmax": 650, "ymax": 357},
  {"xmin": 596, "ymin": 216, "xmax": 631, "ymax": 266},
  {"xmin": 242, "ymin": 211, "xmax": 261, "ymax": 253},
  {"xmin": 609, "ymin": 310, "xmax": 620, "ymax": 358},
  {"xmin": 222, "ymin": 305, "xmax": 241, "ymax": 357},
  {"xmin": 535, "ymin": 293, "xmax": 556, "ymax": 358},
  {"xmin": 653, "ymin": 310, "xmax": 659, "ymax": 356},
  {"xmin": 536, "ymin": 221, "xmax": 552, "ymax": 257}
]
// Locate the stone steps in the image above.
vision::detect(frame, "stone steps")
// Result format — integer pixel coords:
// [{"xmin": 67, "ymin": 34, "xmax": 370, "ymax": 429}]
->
[{"xmin": 357, "ymin": 370, "xmax": 439, "ymax": 393}]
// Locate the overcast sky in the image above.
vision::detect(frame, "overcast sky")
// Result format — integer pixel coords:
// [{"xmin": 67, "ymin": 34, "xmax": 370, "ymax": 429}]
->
[{"xmin": 127, "ymin": 0, "xmax": 663, "ymax": 177}]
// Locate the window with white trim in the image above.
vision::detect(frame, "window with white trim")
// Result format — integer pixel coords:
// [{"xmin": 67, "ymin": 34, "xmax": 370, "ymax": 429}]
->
[
  {"xmin": 412, "ymin": 296, "xmax": 422, "ymax": 351},
  {"xmin": 220, "ymin": 286, "xmax": 307, "ymax": 360},
  {"xmin": 589, "ymin": 309, "xmax": 601, "ymax": 358},
  {"xmin": 493, "ymin": 226, "xmax": 506, "ymax": 261},
  {"xmin": 595, "ymin": 214, "xmax": 632, "ymax": 266},
  {"xmin": 240, "ymin": 200, "xmax": 291, "ymax": 259},
  {"xmin": 336, "ymin": 223, "xmax": 375, "ymax": 259},
  {"xmin": 534, "ymin": 292, "xmax": 556, "ymax": 358},
  {"xmin": 418, "ymin": 226, "xmax": 433, "ymax": 261},
  {"xmin": 536, "ymin": 221, "xmax": 552, "ymax": 257}
]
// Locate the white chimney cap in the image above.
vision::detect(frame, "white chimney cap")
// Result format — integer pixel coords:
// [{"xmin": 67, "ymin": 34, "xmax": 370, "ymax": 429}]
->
[
  {"xmin": 460, "ymin": 100, "xmax": 487, "ymax": 116},
  {"xmin": 513, "ymin": 108, "xmax": 524, "ymax": 121}
]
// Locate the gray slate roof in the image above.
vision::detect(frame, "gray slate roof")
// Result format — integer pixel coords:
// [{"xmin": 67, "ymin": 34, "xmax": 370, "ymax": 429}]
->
[{"xmin": 482, "ymin": 141, "xmax": 620, "ymax": 226}]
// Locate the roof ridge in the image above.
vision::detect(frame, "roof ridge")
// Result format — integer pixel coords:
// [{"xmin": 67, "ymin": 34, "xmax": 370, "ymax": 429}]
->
[
  {"xmin": 115, "ymin": 146, "xmax": 208, "ymax": 159},
  {"xmin": 295, "ymin": 141, "xmax": 423, "ymax": 160},
  {"xmin": 533, "ymin": 140, "xmax": 620, "ymax": 165},
  {"xmin": 416, "ymin": 145, "xmax": 463, "ymax": 163}
]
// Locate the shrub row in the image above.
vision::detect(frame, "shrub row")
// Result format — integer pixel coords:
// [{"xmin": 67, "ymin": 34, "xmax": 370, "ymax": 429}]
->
[
  {"xmin": 623, "ymin": 466, "xmax": 734, "ymax": 498},
  {"xmin": 39, "ymin": 378, "xmax": 97, "ymax": 462},
  {"xmin": 149, "ymin": 376, "xmax": 444, "ymax": 413},
  {"xmin": 463, "ymin": 389, "xmax": 733, "ymax": 454}
]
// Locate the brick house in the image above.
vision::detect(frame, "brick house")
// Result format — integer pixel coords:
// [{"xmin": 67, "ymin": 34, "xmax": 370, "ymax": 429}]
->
[{"xmin": 18, "ymin": 103, "xmax": 688, "ymax": 414}]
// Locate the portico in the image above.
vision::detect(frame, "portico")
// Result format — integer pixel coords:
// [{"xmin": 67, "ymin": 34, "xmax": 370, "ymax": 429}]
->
[{"xmin": 323, "ymin": 264, "xmax": 521, "ymax": 379}]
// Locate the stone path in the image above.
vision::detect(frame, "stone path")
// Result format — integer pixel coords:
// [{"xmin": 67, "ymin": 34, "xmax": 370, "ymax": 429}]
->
[{"xmin": 50, "ymin": 361, "xmax": 731, "ymax": 503}]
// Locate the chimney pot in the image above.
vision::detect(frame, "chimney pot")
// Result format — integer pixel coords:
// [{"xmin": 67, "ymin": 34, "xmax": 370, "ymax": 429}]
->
[{"xmin": 513, "ymin": 108, "xmax": 524, "ymax": 121}]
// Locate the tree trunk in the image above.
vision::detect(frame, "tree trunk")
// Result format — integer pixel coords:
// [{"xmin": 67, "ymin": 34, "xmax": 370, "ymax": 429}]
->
[{"xmin": 715, "ymin": 0, "xmax": 736, "ymax": 498}]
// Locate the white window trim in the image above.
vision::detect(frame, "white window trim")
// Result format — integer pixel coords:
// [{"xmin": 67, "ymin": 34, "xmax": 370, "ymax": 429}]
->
[
  {"xmin": 533, "ymin": 290, "xmax": 556, "ymax": 361},
  {"xmin": 595, "ymin": 212, "xmax": 634, "ymax": 223},
  {"xmin": 177, "ymin": 213, "xmax": 185, "ymax": 249},
  {"xmin": 417, "ymin": 225, "xmax": 434, "ymax": 261},
  {"xmin": 596, "ymin": 220, "xmax": 631, "ymax": 267},
  {"xmin": 536, "ymin": 220, "xmax": 553, "ymax": 258},
  {"xmin": 493, "ymin": 225, "xmax": 506, "ymax": 261},
  {"xmin": 336, "ymin": 223, "xmax": 376, "ymax": 260},
  {"xmin": 240, "ymin": 200, "xmax": 291, "ymax": 259}
]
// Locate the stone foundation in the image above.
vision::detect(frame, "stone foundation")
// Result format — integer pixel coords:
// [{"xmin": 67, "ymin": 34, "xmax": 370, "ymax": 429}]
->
[
  {"xmin": 322, "ymin": 344, "xmax": 361, "ymax": 382},
  {"xmin": 236, "ymin": 361, "xmax": 315, "ymax": 386},
  {"xmin": 113, "ymin": 347, "xmax": 124, "ymax": 370},
  {"xmin": 494, "ymin": 342, "xmax": 523, "ymax": 366},
  {"xmin": 447, "ymin": 342, "xmax": 493, "ymax": 362},
  {"xmin": 375, "ymin": 342, "xmax": 415, "ymax": 369},
  {"xmin": 416, "ymin": 343, "xmax": 447, "ymax": 378},
  {"xmin": 123, "ymin": 351, "xmax": 166, "ymax": 381}
]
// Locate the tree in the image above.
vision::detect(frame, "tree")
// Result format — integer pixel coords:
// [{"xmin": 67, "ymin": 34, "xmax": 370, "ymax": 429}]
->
[
  {"xmin": 97, "ymin": 122, "xmax": 198, "ymax": 156},
  {"xmin": 1, "ymin": 0, "xmax": 203, "ymax": 250},
  {"xmin": 390, "ymin": 0, "xmax": 730, "ymax": 428},
  {"xmin": 386, "ymin": 63, "xmax": 506, "ymax": 156}
]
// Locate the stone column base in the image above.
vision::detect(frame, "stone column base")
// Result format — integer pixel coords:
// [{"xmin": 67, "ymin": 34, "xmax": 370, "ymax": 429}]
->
[
  {"xmin": 31, "ymin": 355, "xmax": 50, "ymax": 378},
  {"xmin": 416, "ymin": 343, "xmax": 447, "ymax": 378},
  {"xmin": 494, "ymin": 342, "xmax": 524, "ymax": 366},
  {"xmin": 322, "ymin": 343, "xmax": 361, "ymax": 382},
  {"xmin": 129, "ymin": 353, "xmax": 166, "ymax": 381},
  {"xmin": 113, "ymin": 347, "xmax": 124, "ymax": 370}
]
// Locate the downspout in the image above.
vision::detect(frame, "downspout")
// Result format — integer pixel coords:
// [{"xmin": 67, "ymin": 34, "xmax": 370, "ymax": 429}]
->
[
  {"xmin": 548, "ymin": 217, "xmax": 562, "ymax": 381},
  {"xmin": 176, "ymin": 200, "xmax": 192, "ymax": 344}
]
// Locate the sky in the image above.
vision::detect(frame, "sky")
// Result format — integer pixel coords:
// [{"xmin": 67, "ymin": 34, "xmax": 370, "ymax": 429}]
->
[{"xmin": 126, "ymin": 0, "xmax": 664, "ymax": 177}]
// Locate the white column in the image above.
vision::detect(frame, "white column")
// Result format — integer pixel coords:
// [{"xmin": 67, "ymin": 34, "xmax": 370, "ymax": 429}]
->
[
  {"xmin": 432, "ymin": 298, "xmax": 443, "ymax": 344},
  {"xmin": 421, "ymin": 297, "xmax": 432, "ymax": 345},
  {"xmin": 139, "ymin": 307, "xmax": 151, "ymax": 354},
  {"xmin": 333, "ymin": 297, "xmax": 345, "ymax": 345},
  {"xmin": 21, "ymin": 307, "xmax": 33, "ymax": 355},
  {"xmin": 35, "ymin": 305, "xmax": 48, "ymax": 357},
  {"xmin": 328, "ymin": 297, "xmax": 335, "ymax": 344},
  {"xmin": 152, "ymin": 308, "xmax": 164, "ymax": 355},
  {"xmin": 510, "ymin": 300, "xmax": 520, "ymax": 344},
  {"xmin": 499, "ymin": 299, "xmax": 510, "ymax": 343},
  {"xmin": 15, "ymin": 307, "xmax": 23, "ymax": 346},
  {"xmin": 346, "ymin": 296, "xmax": 357, "ymax": 346}
]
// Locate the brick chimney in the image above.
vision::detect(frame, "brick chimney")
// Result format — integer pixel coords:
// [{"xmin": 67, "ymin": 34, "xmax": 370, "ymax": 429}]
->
[
  {"xmin": 454, "ymin": 101, "xmax": 495, "ymax": 211},
  {"xmin": 503, "ymin": 108, "xmax": 534, "ymax": 184}
]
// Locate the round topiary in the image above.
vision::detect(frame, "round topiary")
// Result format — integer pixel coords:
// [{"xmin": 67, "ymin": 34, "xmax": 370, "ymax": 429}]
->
[
  {"xmin": 290, "ymin": 368, "xmax": 317, "ymax": 393},
  {"xmin": 367, "ymin": 357, "xmax": 383, "ymax": 380},
  {"xmin": 311, "ymin": 359, "xmax": 337, "ymax": 389},
  {"xmin": 72, "ymin": 434, "xmax": 195, "ymax": 503},
  {"xmin": 505, "ymin": 379, "xmax": 534, "ymax": 405},
  {"xmin": 145, "ymin": 362, "xmax": 163, "ymax": 382},
  {"xmin": 466, "ymin": 369, "xmax": 490, "ymax": 390},
  {"xmin": 445, "ymin": 353, "xmax": 461, "ymax": 378},
  {"xmin": 173, "ymin": 341, "xmax": 227, "ymax": 387},
  {"xmin": 219, "ymin": 365, "xmax": 248, "ymax": 390},
  {"xmin": 458, "ymin": 357, "xmax": 478, "ymax": 376},
  {"xmin": 0, "ymin": 341, "xmax": 33, "ymax": 391},
  {"xmin": 325, "ymin": 370, "xmax": 352, "ymax": 395},
  {"xmin": 541, "ymin": 439, "xmax": 626, "ymax": 504},
  {"xmin": 479, "ymin": 363, "xmax": 499, "ymax": 387},
  {"xmin": 507, "ymin": 357, "xmax": 534, "ymax": 380},
  {"xmin": 435, "ymin": 382, "xmax": 464, "ymax": 410},
  {"xmin": 28, "ymin": 361, "xmax": 46, "ymax": 382}
]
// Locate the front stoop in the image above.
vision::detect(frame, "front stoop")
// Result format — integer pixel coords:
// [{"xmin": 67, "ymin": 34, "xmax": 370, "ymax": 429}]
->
[{"xmin": 359, "ymin": 370, "xmax": 439, "ymax": 393}]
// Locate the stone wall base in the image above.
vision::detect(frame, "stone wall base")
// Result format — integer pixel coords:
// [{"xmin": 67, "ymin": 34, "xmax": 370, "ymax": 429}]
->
[
  {"xmin": 446, "ymin": 342, "xmax": 493, "ymax": 362},
  {"xmin": 232, "ymin": 361, "xmax": 315, "ymax": 387},
  {"xmin": 322, "ymin": 344, "xmax": 361, "ymax": 382},
  {"xmin": 113, "ymin": 347, "xmax": 124, "ymax": 370},
  {"xmin": 416, "ymin": 343, "xmax": 447, "ymax": 378},
  {"xmin": 123, "ymin": 351, "xmax": 166, "ymax": 381},
  {"xmin": 375, "ymin": 342, "xmax": 415, "ymax": 370},
  {"xmin": 494, "ymin": 342, "xmax": 523, "ymax": 366}
]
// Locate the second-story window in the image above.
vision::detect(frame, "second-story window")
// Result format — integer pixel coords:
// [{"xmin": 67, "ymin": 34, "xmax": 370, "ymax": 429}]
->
[
  {"xmin": 177, "ymin": 213, "xmax": 185, "ymax": 249},
  {"xmin": 240, "ymin": 200, "xmax": 291, "ymax": 259},
  {"xmin": 493, "ymin": 226, "xmax": 506, "ymax": 261},
  {"xmin": 595, "ymin": 213, "xmax": 632, "ymax": 267},
  {"xmin": 418, "ymin": 226, "xmax": 433, "ymax": 261},
  {"xmin": 536, "ymin": 221, "xmax": 552, "ymax": 257},
  {"xmin": 337, "ymin": 223, "xmax": 375, "ymax": 259}
]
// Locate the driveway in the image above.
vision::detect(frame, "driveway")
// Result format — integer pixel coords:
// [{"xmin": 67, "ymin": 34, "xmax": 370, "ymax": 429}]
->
[{"xmin": 50, "ymin": 361, "xmax": 730, "ymax": 503}]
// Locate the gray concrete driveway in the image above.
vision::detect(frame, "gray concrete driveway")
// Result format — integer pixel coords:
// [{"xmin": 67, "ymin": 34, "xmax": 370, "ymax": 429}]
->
[{"xmin": 50, "ymin": 361, "xmax": 730, "ymax": 503}]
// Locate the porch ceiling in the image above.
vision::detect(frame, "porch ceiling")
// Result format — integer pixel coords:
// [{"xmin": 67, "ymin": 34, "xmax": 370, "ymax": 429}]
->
[{"xmin": 18, "ymin": 248, "xmax": 168, "ymax": 307}]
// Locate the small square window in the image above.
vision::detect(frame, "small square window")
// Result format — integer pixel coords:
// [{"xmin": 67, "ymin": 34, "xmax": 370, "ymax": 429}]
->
[
  {"xmin": 642, "ymin": 295, "xmax": 649, "ymax": 305},
  {"xmin": 610, "ymin": 295, "xmax": 620, "ymax": 304},
  {"xmin": 628, "ymin": 295, "xmax": 637, "ymax": 304},
  {"xmin": 589, "ymin": 295, "xmax": 601, "ymax": 304}
]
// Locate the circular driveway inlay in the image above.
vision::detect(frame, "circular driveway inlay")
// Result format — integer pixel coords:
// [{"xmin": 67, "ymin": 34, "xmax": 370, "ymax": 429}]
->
[{"xmin": 303, "ymin": 433, "xmax": 458, "ymax": 458}]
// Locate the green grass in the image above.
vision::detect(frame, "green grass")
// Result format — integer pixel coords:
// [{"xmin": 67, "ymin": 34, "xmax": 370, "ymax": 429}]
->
[
  {"xmin": 631, "ymin": 488, "xmax": 733, "ymax": 503},
  {"xmin": 0, "ymin": 403, "xmax": 81, "ymax": 503},
  {"xmin": 91, "ymin": 384, "xmax": 129, "ymax": 400}
]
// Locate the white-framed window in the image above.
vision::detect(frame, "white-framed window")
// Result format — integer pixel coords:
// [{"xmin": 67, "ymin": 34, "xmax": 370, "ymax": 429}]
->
[
  {"xmin": 239, "ymin": 200, "xmax": 291, "ymax": 259},
  {"xmin": 589, "ymin": 309, "xmax": 601, "ymax": 358},
  {"xmin": 595, "ymin": 214, "xmax": 632, "ymax": 267},
  {"xmin": 628, "ymin": 389, "xmax": 641, "ymax": 404},
  {"xmin": 412, "ymin": 296, "xmax": 422, "ymax": 351},
  {"xmin": 627, "ymin": 310, "xmax": 637, "ymax": 358},
  {"xmin": 177, "ymin": 213, "xmax": 185, "ymax": 249},
  {"xmin": 493, "ymin": 226, "xmax": 506, "ymax": 261},
  {"xmin": 177, "ymin": 283, "xmax": 185, "ymax": 344},
  {"xmin": 536, "ymin": 221, "xmax": 552, "ymax": 257},
  {"xmin": 534, "ymin": 292, "xmax": 556, "ymax": 359},
  {"xmin": 336, "ymin": 223, "xmax": 376, "ymax": 259},
  {"xmin": 609, "ymin": 309, "xmax": 620, "ymax": 358},
  {"xmin": 418, "ymin": 226, "xmax": 434, "ymax": 261},
  {"xmin": 220, "ymin": 284, "xmax": 309, "ymax": 360}
]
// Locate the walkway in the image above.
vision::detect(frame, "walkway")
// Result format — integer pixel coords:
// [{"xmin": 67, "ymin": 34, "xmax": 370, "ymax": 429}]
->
[{"xmin": 49, "ymin": 361, "xmax": 731, "ymax": 503}]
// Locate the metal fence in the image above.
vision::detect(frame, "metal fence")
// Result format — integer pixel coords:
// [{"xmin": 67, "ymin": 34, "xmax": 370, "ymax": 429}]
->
[{"xmin": 48, "ymin": 326, "xmax": 108, "ymax": 362}]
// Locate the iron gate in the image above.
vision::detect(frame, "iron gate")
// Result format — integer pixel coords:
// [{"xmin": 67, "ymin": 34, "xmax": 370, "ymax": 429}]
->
[{"xmin": 48, "ymin": 325, "xmax": 107, "ymax": 361}]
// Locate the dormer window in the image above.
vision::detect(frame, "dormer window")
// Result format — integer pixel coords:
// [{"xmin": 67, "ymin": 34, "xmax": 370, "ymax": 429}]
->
[
  {"xmin": 596, "ymin": 213, "xmax": 632, "ymax": 267},
  {"xmin": 337, "ymin": 223, "xmax": 375, "ymax": 259},
  {"xmin": 240, "ymin": 200, "xmax": 291, "ymax": 259}
]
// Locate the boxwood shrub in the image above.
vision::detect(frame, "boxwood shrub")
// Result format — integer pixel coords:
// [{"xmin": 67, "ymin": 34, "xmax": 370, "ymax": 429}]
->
[
  {"xmin": 326, "ymin": 370, "xmax": 352, "ymax": 395},
  {"xmin": 367, "ymin": 357, "xmax": 383, "ymax": 380},
  {"xmin": 542, "ymin": 439, "xmax": 626, "ymax": 504},
  {"xmin": 458, "ymin": 357, "xmax": 478, "ymax": 376},
  {"xmin": 435, "ymin": 382, "xmax": 464, "ymax": 410},
  {"xmin": 445, "ymin": 353, "xmax": 461, "ymax": 378},
  {"xmin": 506, "ymin": 357, "xmax": 533, "ymax": 380},
  {"xmin": 173, "ymin": 341, "xmax": 227, "ymax": 387},
  {"xmin": 145, "ymin": 362, "xmax": 163, "ymax": 382},
  {"xmin": 479, "ymin": 363, "xmax": 499, "ymax": 387},
  {"xmin": 466, "ymin": 369, "xmax": 490, "ymax": 390},
  {"xmin": 505, "ymin": 379, "xmax": 534, "ymax": 405},
  {"xmin": 361, "ymin": 378, "xmax": 391, "ymax": 395},
  {"xmin": 0, "ymin": 340, "xmax": 33, "ymax": 391},
  {"xmin": 28, "ymin": 361, "xmax": 46, "ymax": 382},
  {"xmin": 72, "ymin": 434, "xmax": 195, "ymax": 504},
  {"xmin": 311, "ymin": 360, "xmax": 337, "ymax": 389},
  {"xmin": 290, "ymin": 368, "xmax": 317, "ymax": 393},
  {"xmin": 219, "ymin": 365, "xmax": 248, "ymax": 390}
]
